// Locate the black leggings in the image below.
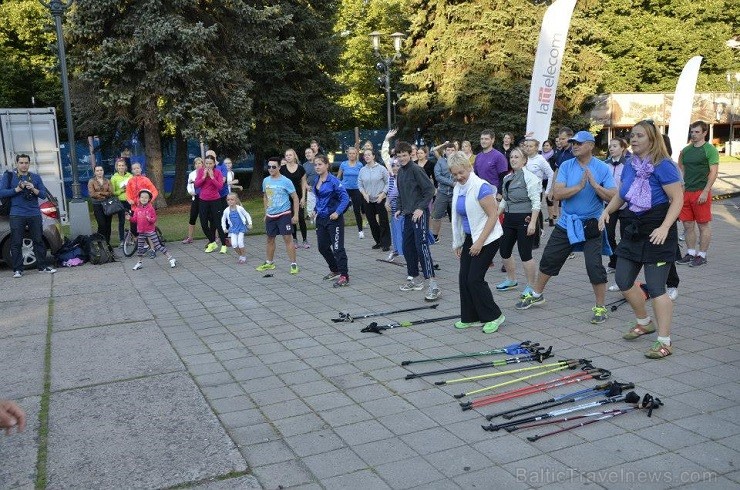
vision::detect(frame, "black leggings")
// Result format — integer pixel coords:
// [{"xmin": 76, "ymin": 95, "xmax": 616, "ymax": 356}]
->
[
  {"xmin": 347, "ymin": 188, "xmax": 365, "ymax": 231},
  {"xmin": 606, "ymin": 210, "xmax": 622, "ymax": 269},
  {"xmin": 117, "ymin": 201, "xmax": 131, "ymax": 241},
  {"xmin": 499, "ymin": 213, "xmax": 535, "ymax": 262},
  {"xmin": 92, "ymin": 201, "xmax": 112, "ymax": 244},
  {"xmin": 199, "ymin": 199, "xmax": 226, "ymax": 244},
  {"xmin": 291, "ymin": 205, "xmax": 307, "ymax": 242},
  {"xmin": 189, "ymin": 197, "xmax": 200, "ymax": 226}
]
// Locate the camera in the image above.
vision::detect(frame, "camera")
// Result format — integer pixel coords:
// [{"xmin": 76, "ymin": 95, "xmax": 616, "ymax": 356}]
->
[{"xmin": 19, "ymin": 180, "xmax": 35, "ymax": 200}]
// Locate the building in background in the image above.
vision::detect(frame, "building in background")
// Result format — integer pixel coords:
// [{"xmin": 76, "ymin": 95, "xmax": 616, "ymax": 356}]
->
[{"xmin": 589, "ymin": 92, "xmax": 739, "ymax": 156}]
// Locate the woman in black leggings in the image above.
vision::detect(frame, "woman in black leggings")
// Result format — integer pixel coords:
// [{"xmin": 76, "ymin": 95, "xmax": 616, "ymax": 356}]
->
[
  {"xmin": 337, "ymin": 147, "xmax": 365, "ymax": 238},
  {"xmin": 497, "ymin": 148, "xmax": 541, "ymax": 297},
  {"xmin": 281, "ymin": 149, "xmax": 309, "ymax": 248},
  {"xmin": 195, "ymin": 155, "xmax": 227, "ymax": 253}
]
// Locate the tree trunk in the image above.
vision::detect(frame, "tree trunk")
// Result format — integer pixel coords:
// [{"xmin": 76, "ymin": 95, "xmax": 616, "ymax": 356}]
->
[
  {"xmin": 142, "ymin": 106, "xmax": 166, "ymax": 208},
  {"xmin": 249, "ymin": 148, "xmax": 265, "ymax": 193},
  {"xmin": 169, "ymin": 129, "xmax": 189, "ymax": 203}
]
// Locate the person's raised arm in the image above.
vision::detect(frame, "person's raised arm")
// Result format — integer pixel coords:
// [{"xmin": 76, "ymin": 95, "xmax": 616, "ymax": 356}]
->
[{"xmin": 381, "ymin": 129, "xmax": 398, "ymax": 171}]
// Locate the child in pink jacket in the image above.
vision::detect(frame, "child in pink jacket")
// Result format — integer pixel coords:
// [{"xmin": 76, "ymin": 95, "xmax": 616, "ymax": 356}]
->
[{"xmin": 129, "ymin": 189, "xmax": 176, "ymax": 270}]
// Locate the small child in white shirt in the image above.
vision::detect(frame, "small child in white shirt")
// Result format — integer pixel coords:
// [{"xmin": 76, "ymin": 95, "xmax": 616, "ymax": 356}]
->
[{"xmin": 221, "ymin": 192, "xmax": 252, "ymax": 263}]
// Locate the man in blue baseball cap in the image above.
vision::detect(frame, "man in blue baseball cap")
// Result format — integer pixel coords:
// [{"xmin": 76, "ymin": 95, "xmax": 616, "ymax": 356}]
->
[{"xmin": 516, "ymin": 130, "xmax": 617, "ymax": 325}]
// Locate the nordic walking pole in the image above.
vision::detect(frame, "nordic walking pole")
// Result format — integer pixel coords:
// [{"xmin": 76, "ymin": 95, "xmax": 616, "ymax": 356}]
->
[
  {"xmin": 405, "ymin": 347, "xmax": 553, "ymax": 380},
  {"xmin": 461, "ymin": 367, "xmax": 608, "ymax": 410},
  {"xmin": 333, "ymin": 304, "xmax": 439, "ymax": 323},
  {"xmin": 433, "ymin": 357, "xmax": 576, "ymax": 385},
  {"xmin": 606, "ymin": 297, "xmax": 628, "ymax": 312},
  {"xmin": 505, "ymin": 408, "xmax": 631, "ymax": 432},
  {"xmin": 487, "ymin": 383, "xmax": 612, "ymax": 419},
  {"xmin": 467, "ymin": 368, "xmax": 608, "ymax": 409},
  {"xmin": 487, "ymin": 381, "xmax": 631, "ymax": 420},
  {"xmin": 527, "ymin": 411, "xmax": 632, "ymax": 441},
  {"xmin": 495, "ymin": 381, "xmax": 635, "ymax": 420},
  {"xmin": 400, "ymin": 341, "xmax": 539, "ymax": 366},
  {"xmin": 455, "ymin": 364, "xmax": 573, "ymax": 400},
  {"xmin": 481, "ymin": 391, "xmax": 642, "ymax": 432},
  {"xmin": 526, "ymin": 394, "xmax": 662, "ymax": 441},
  {"xmin": 361, "ymin": 314, "xmax": 461, "ymax": 334}
]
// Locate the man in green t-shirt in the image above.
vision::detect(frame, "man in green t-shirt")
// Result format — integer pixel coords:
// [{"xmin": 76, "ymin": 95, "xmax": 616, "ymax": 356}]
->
[{"xmin": 677, "ymin": 120, "xmax": 719, "ymax": 268}]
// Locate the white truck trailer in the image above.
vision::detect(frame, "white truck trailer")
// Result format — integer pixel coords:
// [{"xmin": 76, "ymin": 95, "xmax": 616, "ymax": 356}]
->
[{"xmin": 0, "ymin": 107, "xmax": 69, "ymax": 223}]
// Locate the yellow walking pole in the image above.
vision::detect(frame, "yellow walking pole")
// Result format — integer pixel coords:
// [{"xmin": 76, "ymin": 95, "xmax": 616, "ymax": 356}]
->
[
  {"xmin": 435, "ymin": 359, "xmax": 577, "ymax": 386},
  {"xmin": 453, "ymin": 364, "xmax": 571, "ymax": 399}
]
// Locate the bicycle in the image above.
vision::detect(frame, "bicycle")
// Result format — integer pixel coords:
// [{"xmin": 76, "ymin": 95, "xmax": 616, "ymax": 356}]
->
[{"xmin": 122, "ymin": 226, "xmax": 166, "ymax": 257}]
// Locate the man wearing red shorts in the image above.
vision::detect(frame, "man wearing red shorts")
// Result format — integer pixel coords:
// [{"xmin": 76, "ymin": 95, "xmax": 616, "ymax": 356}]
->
[{"xmin": 677, "ymin": 121, "xmax": 718, "ymax": 267}]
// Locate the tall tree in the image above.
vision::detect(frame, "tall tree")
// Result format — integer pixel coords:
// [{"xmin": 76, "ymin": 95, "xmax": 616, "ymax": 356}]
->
[
  {"xmin": 579, "ymin": 0, "xmax": 739, "ymax": 93},
  {"xmin": 68, "ymin": 0, "xmax": 288, "ymax": 204},
  {"xmin": 401, "ymin": 0, "xmax": 546, "ymax": 143},
  {"xmin": 0, "ymin": 1, "xmax": 61, "ymax": 116},
  {"xmin": 246, "ymin": 0, "xmax": 346, "ymax": 192},
  {"xmin": 333, "ymin": 0, "xmax": 410, "ymax": 129}
]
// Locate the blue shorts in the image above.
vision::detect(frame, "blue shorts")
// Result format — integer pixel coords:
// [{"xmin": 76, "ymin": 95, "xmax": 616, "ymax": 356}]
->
[{"xmin": 265, "ymin": 213, "xmax": 293, "ymax": 237}]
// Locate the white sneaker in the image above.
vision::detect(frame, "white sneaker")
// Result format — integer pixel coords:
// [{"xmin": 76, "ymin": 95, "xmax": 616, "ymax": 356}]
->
[
  {"xmin": 13, "ymin": 271, "xmax": 22, "ymax": 278},
  {"xmin": 132, "ymin": 261, "xmax": 143, "ymax": 271},
  {"xmin": 667, "ymin": 287, "xmax": 678, "ymax": 301},
  {"xmin": 169, "ymin": 258, "xmax": 176, "ymax": 268},
  {"xmin": 608, "ymin": 283, "xmax": 620, "ymax": 292},
  {"xmin": 387, "ymin": 251, "xmax": 398, "ymax": 261},
  {"xmin": 358, "ymin": 230, "xmax": 365, "ymax": 239},
  {"xmin": 425, "ymin": 286, "xmax": 441, "ymax": 301},
  {"xmin": 606, "ymin": 266, "xmax": 616, "ymax": 274}
]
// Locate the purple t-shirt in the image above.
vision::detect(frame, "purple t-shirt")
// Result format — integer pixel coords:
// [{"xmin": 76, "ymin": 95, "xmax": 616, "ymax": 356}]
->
[
  {"xmin": 619, "ymin": 158, "xmax": 680, "ymax": 212},
  {"xmin": 474, "ymin": 149, "xmax": 509, "ymax": 189},
  {"xmin": 456, "ymin": 183, "xmax": 494, "ymax": 234}
]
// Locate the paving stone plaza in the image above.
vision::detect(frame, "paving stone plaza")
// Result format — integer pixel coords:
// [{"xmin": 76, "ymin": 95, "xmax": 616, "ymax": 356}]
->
[{"xmin": 1, "ymin": 164, "xmax": 738, "ymax": 489}]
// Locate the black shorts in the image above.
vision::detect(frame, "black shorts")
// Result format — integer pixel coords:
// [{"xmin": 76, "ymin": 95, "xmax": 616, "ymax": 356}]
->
[
  {"xmin": 539, "ymin": 225, "xmax": 607, "ymax": 285},
  {"xmin": 265, "ymin": 213, "xmax": 293, "ymax": 237}
]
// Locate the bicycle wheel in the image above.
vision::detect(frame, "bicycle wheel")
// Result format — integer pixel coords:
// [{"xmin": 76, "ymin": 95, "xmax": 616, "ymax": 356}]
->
[{"xmin": 122, "ymin": 231, "xmax": 137, "ymax": 257}]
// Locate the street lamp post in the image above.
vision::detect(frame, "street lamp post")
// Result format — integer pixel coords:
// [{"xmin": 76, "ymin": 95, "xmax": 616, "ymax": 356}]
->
[
  {"xmin": 727, "ymin": 71, "xmax": 740, "ymax": 158},
  {"xmin": 369, "ymin": 31, "xmax": 405, "ymax": 130},
  {"xmin": 40, "ymin": 0, "xmax": 91, "ymax": 235}
]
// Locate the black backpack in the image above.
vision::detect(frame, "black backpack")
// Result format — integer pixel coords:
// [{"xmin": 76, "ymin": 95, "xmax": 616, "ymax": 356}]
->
[
  {"xmin": 88, "ymin": 233, "xmax": 115, "ymax": 265},
  {"xmin": 0, "ymin": 171, "xmax": 13, "ymax": 216}
]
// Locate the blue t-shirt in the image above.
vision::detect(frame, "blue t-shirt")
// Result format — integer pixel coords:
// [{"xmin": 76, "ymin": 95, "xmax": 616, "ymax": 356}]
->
[
  {"xmin": 262, "ymin": 175, "xmax": 296, "ymax": 216},
  {"xmin": 215, "ymin": 163, "xmax": 229, "ymax": 197},
  {"xmin": 455, "ymin": 183, "xmax": 494, "ymax": 234},
  {"xmin": 228, "ymin": 209, "xmax": 247, "ymax": 234},
  {"xmin": 619, "ymin": 158, "xmax": 680, "ymax": 212},
  {"xmin": 556, "ymin": 157, "xmax": 615, "ymax": 227},
  {"xmin": 339, "ymin": 161, "xmax": 363, "ymax": 189}
]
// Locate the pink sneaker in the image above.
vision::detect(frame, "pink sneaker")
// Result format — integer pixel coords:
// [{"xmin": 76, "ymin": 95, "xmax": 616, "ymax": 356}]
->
[
  {"xmin": 181, "ymin": 237, "xmax": 193, "ymax": 244},
  {"xmin": 238, "ymin": 257, "xmax": 246, "ymax": 264}
]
